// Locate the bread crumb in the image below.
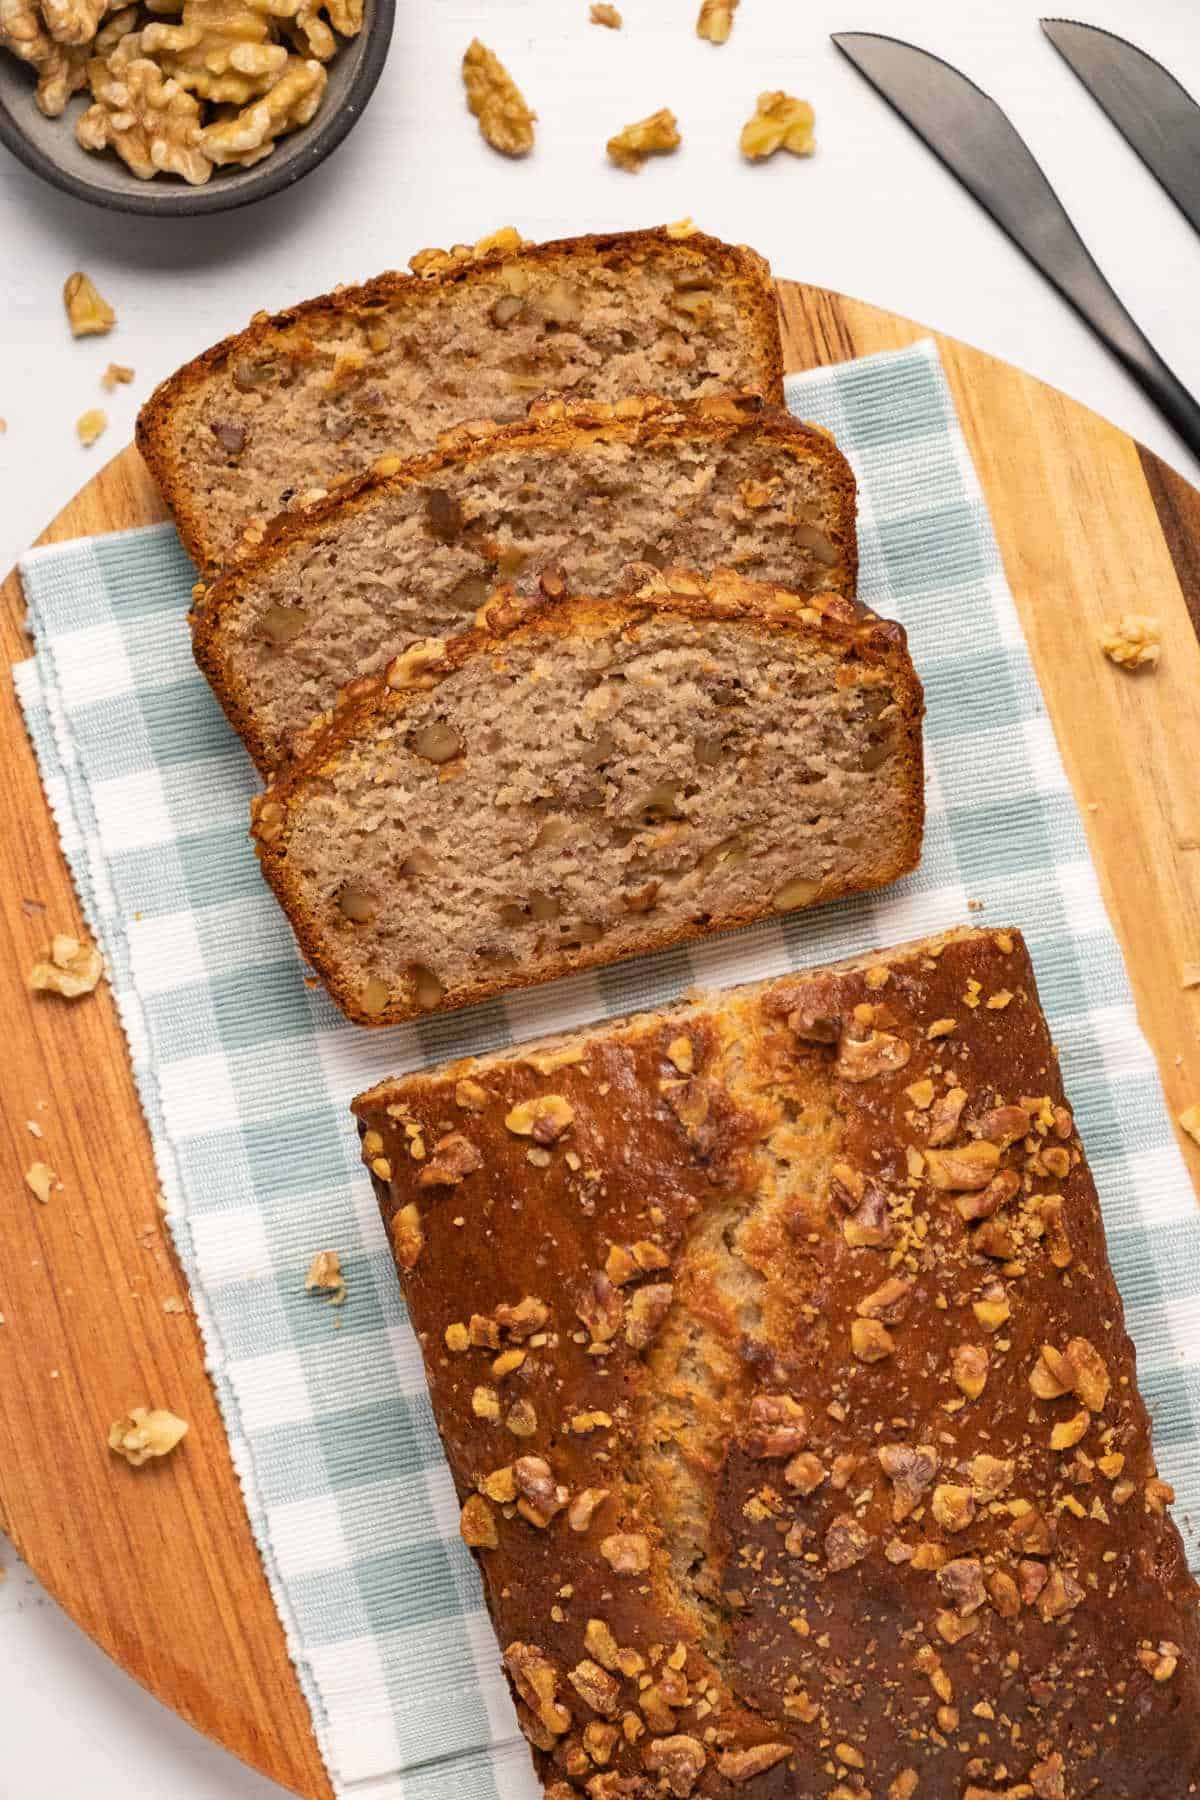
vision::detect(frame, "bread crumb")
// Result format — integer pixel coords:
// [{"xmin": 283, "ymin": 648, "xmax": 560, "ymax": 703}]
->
[
  {"xmin": 29, "ymin": 933, "xmax": 104, "ymax": 997},
  {"xmin": 305, "ymin": 1248, "xmax": 347, "ymax": 1304},
  {"xmin": 590, "ymin": 2, "xmax": 621, "ymax": 24},
  {"xmin": 25, "ymin": 1161, "xmax": 58, "ymax": 1204},
  {"xmin": 64, "ymin": 272, "xmax": 115, "ymax": 338},
  {"xmin": 607, "ymin": 107, "xmax": 680, "ymax": 171},
  {"xmin": 1180, "ymin": 1104, "xmax": 1200, "ymax": 1147},
  {"xmin": 101, "ymin": 363, "xmax": 135, "ymax": 390},
  {"xmin": 26, "ymin": 1119, "xmax": 43, "ymax": 1138},
  {"xmin": 696, "ymin": 0, "xmax": 737, "ymax": 42},
  {"xmin": 1099, "ymin": 614, "xmax": 1161, "ymax": 670},
  {"xmin": 1182, "ymin": 963, "xmax": 1200, "ymax": 989},
  {"xmin": 76, "ymin": 409, "xmax": 108, "ymax": 448},
  {"xmin": 107, "ymin": 1406, "xmax": 187, "ymax": 1466}
]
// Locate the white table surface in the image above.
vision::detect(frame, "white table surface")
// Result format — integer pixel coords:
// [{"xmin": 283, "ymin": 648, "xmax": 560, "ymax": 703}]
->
[{"xmin": 2, "ymin": 0, "xmax": 1199, "ymax": 1793}]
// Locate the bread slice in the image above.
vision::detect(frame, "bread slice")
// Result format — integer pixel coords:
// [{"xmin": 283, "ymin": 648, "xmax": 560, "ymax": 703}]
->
[
  {"xmin": 192, "ymin": 393, "xmax": 857, "ymax": 773},
  {"xmin": 353, "ymin": 924, "xmax": 1200, "ymax": 1799},
  {"xmin": 137, "ymin": 227, "xmax": 785, "ymax": 575},
  {"xmin": 250, "ymin": 571, "xmax": 924, "ymax": 1026}
]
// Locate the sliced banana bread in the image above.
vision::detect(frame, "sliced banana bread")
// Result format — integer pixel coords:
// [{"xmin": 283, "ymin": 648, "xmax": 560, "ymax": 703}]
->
[
  {"xmin": 250, "ymin": 572, "xmax": 924, "ymax": 1026},
  {"xmin": 137, "ymin": 227, "xmax": 785, "ymax": 575},
  {"xmin": 353, "ymin": 925, "xmax": 1200, "ymax": 1798},
  {"xmin": 193, "ymin": 393, "xmax": 857, "ymax": 773}
]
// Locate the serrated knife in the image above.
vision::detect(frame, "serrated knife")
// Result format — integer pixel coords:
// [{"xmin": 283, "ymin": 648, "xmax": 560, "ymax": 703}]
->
[
  {"xmin": 832, "ymin": 31, "xmax": 1200, "ymax": 461},
  {"xmin": 1041, "ymin": 20, "xmax": 1200, "ymax": 239}
]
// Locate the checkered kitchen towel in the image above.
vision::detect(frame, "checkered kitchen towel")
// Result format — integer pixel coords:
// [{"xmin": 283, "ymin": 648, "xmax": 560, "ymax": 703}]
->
[{"xmin": 14, "ymin": 340, "xmax": 1200, "ymax": 1800}]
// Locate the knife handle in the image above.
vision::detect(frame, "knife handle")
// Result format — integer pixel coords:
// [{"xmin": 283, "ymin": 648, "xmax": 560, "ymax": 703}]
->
[{"xmin": 1106, "ymin": 329, "xmax": 1200, "ymax": 466}]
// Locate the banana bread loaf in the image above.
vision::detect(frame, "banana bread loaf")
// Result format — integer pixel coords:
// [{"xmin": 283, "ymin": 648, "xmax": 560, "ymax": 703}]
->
[
  {"xmin": 192, "ymin": 393, "xmax": 857, "ymax": 773},
  {"xmin": 250, "ymin": 572, "xmax": 924, "ymax": 1026},
  {"xmin": 353, "ymin": 925, "xmax": 1200, "ymax": 1799},
  {"xmin": 137, "ymin": 227, "xmax": 785, "ymax": 575}
]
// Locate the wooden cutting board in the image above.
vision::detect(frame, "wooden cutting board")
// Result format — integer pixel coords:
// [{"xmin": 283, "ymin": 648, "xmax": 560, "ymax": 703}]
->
[{"xmin": 1, "ymin": 280, "xmax": 1199, "ymax": 1800}]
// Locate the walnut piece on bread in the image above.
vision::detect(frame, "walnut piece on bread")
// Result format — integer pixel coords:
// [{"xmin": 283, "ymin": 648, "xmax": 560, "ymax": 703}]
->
[{"xmin": 355, "ymin": 926, "xmax": 1200, "ymax": 1797}]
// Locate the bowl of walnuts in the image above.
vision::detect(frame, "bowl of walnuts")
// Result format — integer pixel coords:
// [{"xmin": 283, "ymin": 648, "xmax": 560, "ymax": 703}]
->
[{"xmin": 0, "ymin": 0, "xmax": 394, "ymax": 212}]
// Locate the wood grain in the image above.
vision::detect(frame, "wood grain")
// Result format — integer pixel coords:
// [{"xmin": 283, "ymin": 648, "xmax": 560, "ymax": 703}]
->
[{"xmin": 0, "ymin": 281, "xmax": 1197, "ymax": 1799}]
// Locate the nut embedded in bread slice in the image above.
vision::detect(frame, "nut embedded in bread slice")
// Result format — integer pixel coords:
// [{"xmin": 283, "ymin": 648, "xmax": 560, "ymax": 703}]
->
[
  {"xmin": 136, "ymin": 226, "xmax": 786, "ymax": 574},
  {"xmin": 192, "ymin": 392, "xmax": 858, "ymax": 773},
  {"xmin": 251, "ymin": 570, "xmax": 924, "ymax": 1026}
]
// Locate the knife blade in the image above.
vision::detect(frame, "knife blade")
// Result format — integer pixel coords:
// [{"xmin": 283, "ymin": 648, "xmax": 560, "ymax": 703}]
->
[
  {"xmin": 1041, "ymin": 20, "xmax": 1200, "ymax": 239},
  {"xmin": 832, "ymin": 31, "xmax": 1200, "ymax": 462}
]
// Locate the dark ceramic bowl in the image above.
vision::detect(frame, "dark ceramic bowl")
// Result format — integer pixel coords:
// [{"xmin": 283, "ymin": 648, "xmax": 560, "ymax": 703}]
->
[{"xmin": 0, "ymin": 0, "xmax": 394, "ymax": 214}]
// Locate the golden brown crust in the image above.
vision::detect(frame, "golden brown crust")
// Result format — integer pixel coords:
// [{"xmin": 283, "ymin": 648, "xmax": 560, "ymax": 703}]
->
[
  {"xmin": 190, "ymin": 392, "xmax": 859, "ymax": 777},
  {"xmin": 136, "ymin": 228, "xmax": 786, "ymax": 574},
  {"xmin": 353, "ymin": 926, "xmax": 1200, "ymax": 1799},
  {"xmin": 250, "ymin": 573, "xmax": 925, "ymax": 1027}
]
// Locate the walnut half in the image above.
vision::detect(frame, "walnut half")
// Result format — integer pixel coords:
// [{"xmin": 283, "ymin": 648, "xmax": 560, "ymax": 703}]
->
[
  {"xmin": 462, "ymin": 37, "xmax": 535, "ymax": 157},
  {"xmin": 607, "ymin": 107, "xmax": 680, "ymax": 172}
]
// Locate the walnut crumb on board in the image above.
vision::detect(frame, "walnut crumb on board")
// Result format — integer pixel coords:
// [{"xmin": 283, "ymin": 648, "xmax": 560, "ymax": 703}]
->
[
  {"xmin": 607, "ymin": 107, "xmax": 680, "ymax": 170},
  {"xmin": 1099, "ymin": 614, "xmax": 1161, "ymax": 669},
  {"xmin": 63, "ymin": 271, "xmax": 115, "ymax": 337},
  {"xmin": 29, "ymin": 933, "xmax": 104, "ymax": 996},
  {"xmin": 589, "ymin": 2, "xmax": 621, "ymax": 24},
  {"xmin": 101, "ymin": 362, "xmax": 135, "ymax": 389},
  {"xmin": 1182, "ymin": 963, "xmax": 1200, "ymax": 989},
  {"xmin": 741, "ymin": 90, "xmax": 816, "ymax": 159},
  {"xmin": 462, "ymin": 39, "xmax": 536, "ymax": 157},
  {"xmin": 25, "ymin": 1162, "xmax": 58, "ymax": 1204},
  {"xmin": 107, "ymin": 1406, "xmax": 188, "ymax": 1466},
  {"xmin": 162, "ymin": 1296, "xmax": 185, "ymax": 1314},
  {"xmin": 696, "ymin": 0, "xmax": 738, "ymax": 42},
  {"xmin": 76, "ymin": 408, "xmax": 108, "ymax": 447},
  {"xmin": 1180, "ymin": 1104, "xmax": 1200, "ymax": 1147},
  {"xmin": 305, "ymin": 1248, "xmax": 347, "ymax": 1303}
]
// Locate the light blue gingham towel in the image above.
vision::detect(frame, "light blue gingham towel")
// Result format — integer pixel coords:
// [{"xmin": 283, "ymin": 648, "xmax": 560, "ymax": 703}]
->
[{"xmin": 13, "ymin": 340, "xmax": 1200, "ymax": 1800}]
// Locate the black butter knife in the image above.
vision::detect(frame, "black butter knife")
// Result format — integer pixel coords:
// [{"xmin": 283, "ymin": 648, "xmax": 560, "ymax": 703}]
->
[
  {"xmin": 1042, "ymin": 20, "xmax": 1200, "ymax": 240},
  {"xmin": 833, "ymin": 30, "xmax": 1200, "ymax": 461}
]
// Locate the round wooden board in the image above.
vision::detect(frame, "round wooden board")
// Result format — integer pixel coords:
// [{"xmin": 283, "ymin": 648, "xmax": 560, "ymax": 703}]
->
[{"xmin": 2, "ymin": 280, "xmax": 1199, "ymax": 1799}]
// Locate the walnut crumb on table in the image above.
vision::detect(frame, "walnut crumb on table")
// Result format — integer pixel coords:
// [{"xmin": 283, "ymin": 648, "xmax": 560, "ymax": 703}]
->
[
  {"xmin": 108, "ymin": 1406, "xmax": 188, "ymax": 1466},
  {"xmin": 1099, "ymin": 613, "xmax": 1161, "ymax": 669},
  {"xmin": 24, "ymin": 1161, "xmax": 58, "ymax": 1204},
  {"xmin": 606, "ymin": 107, "xmax": 680, "ymax": 171},
  {"xmin": 741, "ymin": 90, "xmax": 816, "ymax": 159},
  {"xmin": 305, "ymin": 1248, "xmax": 347, "ymax": 1304},
  {"xmin": 589, "ymin": 2, "xmax": 621, "ymax": 24},
  {"xmin": 696, "ymin": 0, "xmax": 738, "ymax": 43},
  {"xmin": 63, "ymin": 271, "xmax": 115, "ymax": 337},
  {"xmin": 76, "ymin": 408, "xmax": 108, "ymax": 447},
  {"xmin": 101, "ymin": 362, "xmax": 135, "ymax": 389},
  {"xmin": 29, "ymin": 933, "xmax": 104, "ymax": 996},
  {"xmin": 462, "ymin": 38, "xmax": 536, "ymax": 157}
]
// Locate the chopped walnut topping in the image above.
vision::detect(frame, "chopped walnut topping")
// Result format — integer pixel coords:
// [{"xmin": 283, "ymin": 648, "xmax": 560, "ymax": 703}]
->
[
  {"xmin": 418, "ymin": 1132, "xmax": 482, "ymax": 1186},
  {"xmin": 956, "ymin": 1168, "xmax": 1020, "ymax": 1222},
  {"xmin": 606, "ymin": 106, "xmax": 680, "ymax": 171},
  {"xmin": 513, "ymin": 1455, "xmax": 568, "ymax": 1527},
  {"xmin": 577, "ymin": 1271, "xmax": 623, "ymax": 1343},
  {"xmin": 29, "ymin": 933, "xmax": 104, "ymax": 996},
  {"xmin": 107, "ymin": 1405, "xmax": 187, "ymax": 1466},
  {"xmin": 931, "ymin": 1484, "xmax": 976, "ymax": 1533},
  {"xmin": 589, "ymin": 0, "xmax": 621, "ymax": 22},
  {"xmin": 666, "ymin": 1035, "xmax": 694, "ymax": 1074},
  {"xmin": 63, "ymin": 271, "xmax": 115, "ymax": 337},
  {"xmin": 390, "ymin": 1202, "xmax": 423, "ymax": 1270},
  {"xmin": 569, "ymin": 1659, "xmax": 620, "ymax": 1716},
  {"xmin": 825, "ymin": 1514, "xmax": 872, "ymax": 1571},
  {"xmin": 715, "ymin": 1744, "xmax": 791, "ymax": 1783},
  {"xmin": 1138, "ymin": 1640, "xmax": 1180, "ymax": 1683},
  {"xmin": 304, "ymin": 1248, "xmax": 346, "ymax": 1304},
  {"xmin": 740, "ymin": 89, "xmax": 815, "ymax": 159},
  {"xmin": 836, "ymin": 1028, "xmax": 911, "ymax": 1082},
  {"xmin": 644, "ymin": 1734, "xmax": 707, "ymax": 1796},
  {"xmin": 851, "ymin": 1317, "xmax": 894, "ymax": 1362},
  {"xmin": 925, "ymin": 1140, "xmax": 1001, "ymax": 1190},
  {"xmin": 459, "ymin": 1494, "xmax": 498, "ymax": 1548},
  {"xmin": 1099, "ymin": 614, "xmax": 1161, "ymax": 671},
  {"xmin": 878, "ymin": 1443, "xmax": 938, "ymax": 1522},
  {"xmin": 601, "ymin": 1531, "xmax": 651, "ymax": 1574},
  {"xmin": 454, "ymin": 1077, "xmax": 490, "ymax": 1111},
  {"xmin": 505, "ymin": 1642, "xmax": 571, "ymax": 1736},
  {"xmin": 746, "ymin": 1392, "xmax": 808, "ymax": 1458},
  {"xmin": 856, "ymin": 1276, "xmax": 914, "ymax": 1323},
  {"xmin": 505, "ymin": 1094, "xmax": 574, "ymax": 1143},
  {"xmin": 1039, "ymin": 1564, "xmax": 1085, "ymax": 1621},
  {"xmin": 952, "ymin": 1342, "xmax": 989, "ymax": 1400},
  {"xmin": 967, "ymin": 1453, "xmax": 1013, "ymax": 1499},
  {"xmin": 927, "ymin": 1086, "xmax": 967, "ymax": 1146},
  {"xmin": 625, "ymin": 1282, "xmax": 674, "ymax": 1349},
  {"xmin": 784, "ymin": 1451, "xmax": 826, "ymax": 1495},
  {"xmin": 462, "ymin": 38, "xmax": 535, "ymax": 156},
  {"xmin": 568, "ymin": 1487, "xmax": 610, "ymax": 1532},
  {"xmin": 494, "ymin": 1295, "xmax": 550, "ymax": 1340},
  {"xmin": 972, "ymin": 1290, "xmax": 1011, "ymax": 1333},
  {"xmin": 937, "ymin": 1557, "xmax": 986, "ymax": 1615},
  {"xmin": 987, "ymin": 1569, "xmax": 1021, "ymax": 1619},
  {"xmin": 506, "ymin": 1399, "xmax": 538, "ymax": 1438},
  {"xmin": 1145, "ymin": 1476, "xmax": 1175, "ymax": 1514}
]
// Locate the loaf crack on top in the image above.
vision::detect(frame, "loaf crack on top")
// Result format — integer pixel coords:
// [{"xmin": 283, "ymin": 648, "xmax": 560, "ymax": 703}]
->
[{"xmin": 353, "ymin": 927, "xmax": 1200, "ymax": 1799}]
